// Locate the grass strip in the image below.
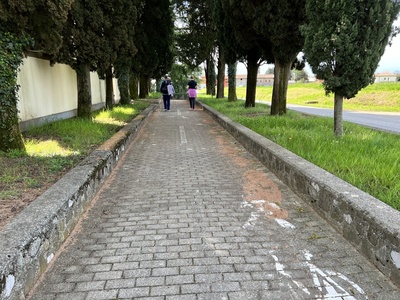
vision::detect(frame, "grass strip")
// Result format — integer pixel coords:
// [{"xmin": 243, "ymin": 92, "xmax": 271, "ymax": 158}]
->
[
  {"xmin": 0, "ymin": 101, "xmax": 151, "ymax": 201},
  {"xmin": 200, "ymin": 97, "xmax": 400, "ymax": 210}
]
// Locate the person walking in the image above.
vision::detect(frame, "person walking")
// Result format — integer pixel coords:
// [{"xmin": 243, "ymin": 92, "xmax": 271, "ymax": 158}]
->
[
  {"xmin": 160, "ymin": 75, "xmax": 171, "ymax": 111},
  {"xmin": 167, "ymin": 79, "xmax": 175, "ymax": 103},
  {"xmin": 187, "ymin": 75, "xmax": 197, "ymax": 110}
]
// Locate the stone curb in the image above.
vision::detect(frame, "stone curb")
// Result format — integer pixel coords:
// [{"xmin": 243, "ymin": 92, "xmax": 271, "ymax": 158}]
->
[
  {"xmin": 0, "ymin": 103, "xmax": 157, "ymax": 300},
  {"xmin": 199, "ymin": 101, "xmax": 400, "ymax": 286}
]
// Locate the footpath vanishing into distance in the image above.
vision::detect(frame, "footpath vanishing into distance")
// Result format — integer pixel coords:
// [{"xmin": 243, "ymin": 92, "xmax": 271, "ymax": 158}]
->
[{"xmin": 2, "ymin": 99, "xmax": 400, "ymax": 300}]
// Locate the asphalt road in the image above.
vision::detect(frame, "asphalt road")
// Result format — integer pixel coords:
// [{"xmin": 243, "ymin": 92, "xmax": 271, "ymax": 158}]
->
[{"xmin": 286, "ymin": 104, "xmax": 400, "ymax": 134}]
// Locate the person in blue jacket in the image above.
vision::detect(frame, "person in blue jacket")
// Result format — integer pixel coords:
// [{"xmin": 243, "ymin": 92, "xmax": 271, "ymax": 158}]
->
[{"xmin": 160, "ymin": 75, "xmax": 171, "ymax": 111}]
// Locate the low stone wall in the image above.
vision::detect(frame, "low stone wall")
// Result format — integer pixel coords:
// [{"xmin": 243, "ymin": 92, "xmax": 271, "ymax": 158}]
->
[
  {"xmin": 200, "ymin": 102, "xmax": 400, "ymax": 286},
  {"xmin": 0, "ymin": 104, "xmax": 157, "ymax": 300}
]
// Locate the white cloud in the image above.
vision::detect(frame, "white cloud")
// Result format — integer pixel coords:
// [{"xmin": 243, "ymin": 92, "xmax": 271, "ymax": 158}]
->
[{"xmin": 376, "ymin": 18, "xmax": 400, "ymax": 73}]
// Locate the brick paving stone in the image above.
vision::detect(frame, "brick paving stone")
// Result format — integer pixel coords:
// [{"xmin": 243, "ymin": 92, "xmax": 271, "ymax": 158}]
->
[
  {"xmin": 27, "ymin": 100, "xmax": 400, "ymax": 300},
  {"xmin": 86, "ymin": 290, "xmax": 118, "ymax": 300},
  {"xmin": 75, "ymin": 281, "xmax": 105, "ymax": 292}
]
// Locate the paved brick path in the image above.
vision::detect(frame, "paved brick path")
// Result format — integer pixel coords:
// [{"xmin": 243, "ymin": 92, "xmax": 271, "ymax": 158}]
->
[{"xmin": 28, "ymin": 100, "xmax": 400, "ymax": 299}]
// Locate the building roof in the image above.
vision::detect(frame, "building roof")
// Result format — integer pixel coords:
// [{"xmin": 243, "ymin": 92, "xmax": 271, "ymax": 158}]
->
[{"xmin": 375, "ymin": 72, "xmax": 397, "ymax": 77}]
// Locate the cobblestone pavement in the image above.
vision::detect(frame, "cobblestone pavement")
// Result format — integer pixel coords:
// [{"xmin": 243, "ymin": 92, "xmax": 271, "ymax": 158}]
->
[{"xmin": 28, "ymin": 100, "xmax": 400, "ymax": 300}]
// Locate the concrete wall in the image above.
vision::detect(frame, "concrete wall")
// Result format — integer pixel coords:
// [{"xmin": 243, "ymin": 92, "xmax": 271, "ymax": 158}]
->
[{"xmin": 17, "ymin": 56, "xmax": 120, "ymax": 131}]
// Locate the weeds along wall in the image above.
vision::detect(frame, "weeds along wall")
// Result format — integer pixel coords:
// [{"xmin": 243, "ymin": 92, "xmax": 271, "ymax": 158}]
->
[{"xmin": 16, "ymin": 56, "xmax": 120, "ymax": 131}]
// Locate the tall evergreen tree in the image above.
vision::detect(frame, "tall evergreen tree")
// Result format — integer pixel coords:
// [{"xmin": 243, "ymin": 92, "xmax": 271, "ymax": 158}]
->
[
  {"xmin": 132, "ymin": 0, "xmax": 174, "ymax": 98},
  {"xmin": 53, "ymin": 0, "xmax": 110, "ymax": 119},
  {"xmin": 0, "ymin": 0, "xmax": 73, "ymax": 54},
  {"xmin": 214, "ymin": 0, "xmax": 241, "ymax": 102},
  {"xmin": 240, "ymin": 0, "xmax": 306, "ymax": 115},
  {"xmin": 220, "ymin": 0, "xmax": 272, "ymax": 107},
  {"xmin": 175, "ymin": 0, "xmax": 218, "ymax": 96},
  {"xmin": 0, "ymin": 0, "xmax": 72, "ymax": 151},
  {"xmin": 175, "ymin": 0, "xmax": 216, "ymax": 67},
  {"xmin": 97, "ymin": 0, "xmax": 140, "ymax": 109},
  {"xmin": 302, "ymin": 0, "xmax": 400, "ymax": 136}
]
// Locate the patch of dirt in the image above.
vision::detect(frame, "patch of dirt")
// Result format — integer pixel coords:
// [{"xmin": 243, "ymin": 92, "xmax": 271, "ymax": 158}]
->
[
  {"xmin": 0, "ymin": 155, "xmax": 69, "ymax": 230},
  {"xmin": 0, "ymin": 185, "xmax": 53, "ymax": 230},
  {"xmin": 208, "ymin": 123, "xmax": 287, "ymax": 220}
]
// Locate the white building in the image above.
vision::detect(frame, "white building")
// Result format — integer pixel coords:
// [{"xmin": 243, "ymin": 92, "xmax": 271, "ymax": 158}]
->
[{"xmin": 374, "ymin": 72, "xmax": 398, "ymax": 83}]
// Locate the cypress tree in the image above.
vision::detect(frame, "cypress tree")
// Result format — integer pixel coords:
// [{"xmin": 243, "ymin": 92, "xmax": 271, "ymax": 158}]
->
[
  {"xmin": 302, "ymin": 0, "xmax": 400, "ymax": 136},
  {"xmin": 132, "ymin": 0, "xmax": 174, "ymax": 98},
  {"xmin": 53, "ymin": 0, "xmax": 108, "ymax": 119},
  {"xmin": 0, "ymin": 0, "xmax": 72, "ymax": 151},
  {"xmin": 213, "ymin": 0, "xmax": 242, "ymax": 102},
  {"xmin": 0, "ymin": 0, "xmax": 73, "ymax": 54},
  {"xmin": 175, "ymin": 0, "xmax": 218, "ymax": 96},
  {"xmin": 220, "ymin": 0, "xmax": 273, "ymax": 107},
  {"xmin": 239, "ymin": 0, "xmax": 306, "ymax": 115},
  {"xmin": 97, "ymin": 0, "xmax": 140, "ymax": 108}
]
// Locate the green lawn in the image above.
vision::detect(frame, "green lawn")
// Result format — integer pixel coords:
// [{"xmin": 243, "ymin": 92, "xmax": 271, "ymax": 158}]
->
[{"xmin": 234, "ymin": 82, "xmax": 400, "ymax": 112}]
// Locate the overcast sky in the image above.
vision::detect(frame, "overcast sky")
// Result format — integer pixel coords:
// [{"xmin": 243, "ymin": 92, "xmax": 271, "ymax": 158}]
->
[{"xmin": 237, "ymin": 18, "xmax": 400, "ymax": 75}]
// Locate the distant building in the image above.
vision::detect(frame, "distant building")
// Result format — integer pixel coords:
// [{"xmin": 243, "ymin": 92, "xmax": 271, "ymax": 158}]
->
[
  {"xmin": 229, "ymin": 74, "xmax": 274, "ymax": 87},
  {"xmin": 374, "ymin": 72, "xmax": 398, "ymax": 83},
  {"xmin": 204, "ymin": 74, "xmax": 275, "ymax": 88}
]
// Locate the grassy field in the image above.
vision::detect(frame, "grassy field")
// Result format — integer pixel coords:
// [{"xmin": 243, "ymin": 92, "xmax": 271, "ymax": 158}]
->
[
  {"xmin": 200, "ymin": 86, "xmax": 400, "ymax": 210},
  {"xmin": 234, "ymin": 82, "xmax": 400, "ymax": 112}
]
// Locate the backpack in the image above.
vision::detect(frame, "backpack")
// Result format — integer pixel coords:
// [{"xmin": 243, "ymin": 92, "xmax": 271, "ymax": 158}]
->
[
  {"xmin": 167, "ymin": 83, "xmax": 174, "ymax": 96},
  {"xmin": 160, "ymin": 81, "xmax": 168, "ymax": 94}
]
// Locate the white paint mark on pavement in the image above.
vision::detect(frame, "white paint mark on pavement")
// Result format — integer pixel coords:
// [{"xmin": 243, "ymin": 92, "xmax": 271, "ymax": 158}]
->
[
  {"xmin": 47, "ymin": 253, "xmax": 55, "ymax": 263},
  {"xmin": 5, "ymin": 275, "xmax": 15, "ymax": 297},
  {"xmin": 303, "ymin": 250, "xmax": 366, "ymax": 299},
  {"xmin": 242, "ymin": 200, "xmax": 265, "ymax": 230},
  {"xmin": 241, "ymin": 201, "xmax": 252, "ymax": 208},
  {"xmin": 272, "ymin": 254, "xmax": 311, "ymax": 295},
  {"xmin": 243, "ymin": 200, "xmax": 296, "ymax": 230},
  {"xmin": 179, "ymin": 125, "xmax": 187, "ymax": 144},
  {"xmin": 391, "ymin": 251, "xmax": 400, "ymax": 268},
  {"xmin": 242, "ymin": 212, "xmax": 259, "ymax": 230},
  {"xmin": 275, "ymin": 218, "xmax": 296, "ymax": 229}
]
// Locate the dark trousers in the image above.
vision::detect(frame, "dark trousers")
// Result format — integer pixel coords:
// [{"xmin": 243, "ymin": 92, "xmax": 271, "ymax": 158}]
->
[
  {"xmin": 189, "ymin": 97, "xmax": 196, "ymax": 109},
  {"xmin": 163, "ymin": 94, "xmax": 171, "ymax": 110}
]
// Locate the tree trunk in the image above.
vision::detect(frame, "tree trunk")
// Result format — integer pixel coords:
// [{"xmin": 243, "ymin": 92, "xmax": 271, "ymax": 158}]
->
[
  {"xmin": 270, "ymin": 59, "xmax": 292, "ymax": 115},
  {"xmin": 76, "ymin": 63, "xmax": 92, "ymax": 119},
  {"xmin": 147, "ymin": 77, "xmax": 152, "ymax": 94},
  {"xmin": 105, "ymin": 67, "xmax": 114, "ymax": 109},
  {"xmin": 139, "ymin": 75, "xmax": 149, "ymax": 99},
  {"xmin": 205, "ymin": 57, "xmax": 216, "ymax": 96},
  {"xmin": 118, "ymin": 71, "xmax": 130, "ymax": 105},
  {"xmin": 129, "ymin": 75, "xmax": 139, "ymax": 100},
  {"xmin": 216, "ymin": 46, "xmax": 225, "ymax": 99},
  {"xmin": 245, "ymin": 55, "xmax": 259, "ymax": 107},
  {"xmin": 227, "ymin": 62, "xmax": 237, "ymax": 102},
  {"xmin": 0, "ymin": 97, "xmax": 25, "ymax": 152},
  {"xmin": 334, "ymin": 93, "xmax": 344, "ymax": 137}
]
